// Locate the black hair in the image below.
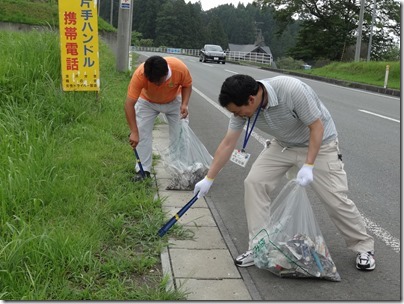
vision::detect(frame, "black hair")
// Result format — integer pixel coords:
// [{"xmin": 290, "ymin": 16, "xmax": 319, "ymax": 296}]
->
[
  {"xmin": 218, "ymin": 74, "xmax": 259, "ymax": 107},
  {"xmin": 144, "ymin": 56, "xmax": 168, "ymax": 83}
]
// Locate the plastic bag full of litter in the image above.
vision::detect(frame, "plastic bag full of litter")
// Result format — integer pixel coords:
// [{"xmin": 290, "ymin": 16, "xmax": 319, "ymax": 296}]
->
[
  {"xmin": 159, "ymin": 120, "xmax": 213, "ymax": 190},
  {"xmin": 252, "ymin": 180, "xmax": 341, "ymax": 282}
]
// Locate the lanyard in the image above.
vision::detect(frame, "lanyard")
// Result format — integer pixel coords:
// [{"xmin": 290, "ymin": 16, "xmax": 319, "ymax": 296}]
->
[{"xmin": 242, "ymin": 92, "xmax": 265, "ymax": 151}]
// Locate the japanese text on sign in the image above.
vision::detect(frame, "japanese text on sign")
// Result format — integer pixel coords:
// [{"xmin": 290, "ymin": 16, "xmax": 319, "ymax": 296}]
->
[{"xmin": 58, "ymin": 0, "xmax": 100, "ymax": 91}]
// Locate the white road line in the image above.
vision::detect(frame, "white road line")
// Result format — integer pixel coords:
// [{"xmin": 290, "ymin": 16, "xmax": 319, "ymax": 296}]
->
[
  {"xmin": 223, "ymin": 62, "xmax": 399, "ymax": 100},
  {"xmin": 313, "ymin": 80, "xmax": 400, "ymax": 99},
  {"xmin": 194, "ymin": 87, "xmax": 267, "ymax": 145},
  {"xmin": 361, "ymin": 214, "xmax": 400, "ymax": 253},
  {"xmin": 138, "ymin": 52, "xmax": 398, "ymax": 99},
  {"xmin": 194, "ymin": 85, "xmax": 400, "ymax": 254},
  {"xmin": 359, "ymin": 109, "xmax": 400, "ymax": 123}
]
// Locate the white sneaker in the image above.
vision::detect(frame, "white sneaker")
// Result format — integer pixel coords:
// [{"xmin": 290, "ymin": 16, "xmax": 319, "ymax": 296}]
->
[
  {"xmin": 234, "ymin": 250, "xmax": 254, "ymax": 267},
  {"xmin": 356, "ymin": 251, "xmax": 376, "ymax": 271}
]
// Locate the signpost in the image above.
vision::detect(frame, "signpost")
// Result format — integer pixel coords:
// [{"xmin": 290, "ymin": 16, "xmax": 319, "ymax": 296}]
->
[{"xmin": 58, "ymin": 0, "xmax": 100, "ymax": 91}]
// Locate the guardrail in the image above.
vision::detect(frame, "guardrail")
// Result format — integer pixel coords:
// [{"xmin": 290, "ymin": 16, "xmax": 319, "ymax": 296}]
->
[{"xmin": 131, "ymin": 46, "xmax": 273, "ymax": 66}]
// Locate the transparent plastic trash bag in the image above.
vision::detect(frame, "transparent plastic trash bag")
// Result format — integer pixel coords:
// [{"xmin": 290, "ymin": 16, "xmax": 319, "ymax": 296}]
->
[
  {"xmin": 159, "ymin": 120, "xmax": 213, "ymax": 190},
  {"xmin": 253, "ymin": 180, "xmax": 341, "ymax": 282}
]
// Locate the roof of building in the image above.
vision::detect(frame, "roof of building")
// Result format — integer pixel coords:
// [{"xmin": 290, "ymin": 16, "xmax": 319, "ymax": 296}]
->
[{"xmin": 228, "ymin": 43, "xmax": 273, "ymax": 57}]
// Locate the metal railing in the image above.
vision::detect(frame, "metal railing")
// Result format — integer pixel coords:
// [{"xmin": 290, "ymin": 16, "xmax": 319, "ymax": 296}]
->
[
  {"xmin": 226, "ymin": 51, "xmax": 272, "ymax": 65},
  {"xmin": 131, "ymin": 46, "xmax": 273, "ymax": 66}
]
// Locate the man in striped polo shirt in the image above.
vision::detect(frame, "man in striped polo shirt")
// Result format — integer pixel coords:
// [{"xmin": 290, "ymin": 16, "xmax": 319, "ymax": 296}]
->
[{"xmin": 194, "ymin": 74, "xmax": 375, "ymax": 271}]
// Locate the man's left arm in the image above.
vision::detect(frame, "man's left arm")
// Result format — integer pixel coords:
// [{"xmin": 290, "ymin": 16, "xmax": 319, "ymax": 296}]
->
[{"xmin": 180, "ymin": 85, "xmax": 192, "ymax": 118}]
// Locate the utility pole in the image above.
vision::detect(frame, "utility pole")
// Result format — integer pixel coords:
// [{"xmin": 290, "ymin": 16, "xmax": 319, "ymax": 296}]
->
[
  {"xmin": 129, "ymin": 1, "xmax": 133, "ymax": 39},
  {"xmin": 110, "ymin": 0, "xmax": 114, "ymax": 26},
  {"xmin": 367, "ymin": 0, "xmax": 377, "ymax": 61},
  {"xmin": 354, "ymin": 0, "xmax": 365, "ymax": 62},
  {"xmin": 116, "ymin": 0, "xmax": 132, "ymax": 72}
]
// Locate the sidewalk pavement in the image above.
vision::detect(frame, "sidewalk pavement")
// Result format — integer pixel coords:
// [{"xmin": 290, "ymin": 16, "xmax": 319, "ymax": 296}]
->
[{"xmin": 151, "ymin": 122, "xmax": 252, "ymax": 301}]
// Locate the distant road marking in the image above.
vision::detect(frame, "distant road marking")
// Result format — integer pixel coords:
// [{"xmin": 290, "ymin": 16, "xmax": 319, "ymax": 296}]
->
[
  {"xmin": 359, "ymin": 109, "xmax": 400, "ymax": 123},
  {"xmin": 194, "ymin": 85, "xmax": 400, "ymax": 254},
  {"xmin": 225, "ymin": 69, "xmax": 238, "ymax": 74}
]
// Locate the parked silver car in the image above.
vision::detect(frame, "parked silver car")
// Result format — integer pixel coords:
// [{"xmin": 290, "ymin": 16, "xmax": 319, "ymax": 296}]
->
[{"xmin": 199, "ymin": 44, "xmax": 226, "ymax": 64}]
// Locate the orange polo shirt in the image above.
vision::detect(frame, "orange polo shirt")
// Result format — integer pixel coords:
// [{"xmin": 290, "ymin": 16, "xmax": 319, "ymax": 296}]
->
[{"xmin": 127, "ymin": 57, "xmax": 192, "ymax": 104}]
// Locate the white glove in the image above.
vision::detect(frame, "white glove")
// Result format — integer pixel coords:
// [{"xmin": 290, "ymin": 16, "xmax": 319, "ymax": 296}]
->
[
  {"xmin": 194, "ymin": 176, "xmax": 214, "ymax": 198},
  {"xmin": 297, "ymin": 164, "xmax": 314, "ymax": 187}
]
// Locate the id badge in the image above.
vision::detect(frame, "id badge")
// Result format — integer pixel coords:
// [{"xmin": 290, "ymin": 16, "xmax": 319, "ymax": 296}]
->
[{"xmin": 230, "ymin": 149, "xmax": 251, "ymax": 168}]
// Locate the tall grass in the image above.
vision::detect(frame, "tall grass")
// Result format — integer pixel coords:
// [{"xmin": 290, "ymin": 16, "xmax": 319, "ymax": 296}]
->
[{"xmin": 0, "ymin": 30, "xmax": 184, "ymax": 300}]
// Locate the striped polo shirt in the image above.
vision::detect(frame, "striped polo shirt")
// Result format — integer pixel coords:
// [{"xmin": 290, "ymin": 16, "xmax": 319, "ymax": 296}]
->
[{"xmin": 228, "ymin": 76, "xmax": 337, "ymax": 147}]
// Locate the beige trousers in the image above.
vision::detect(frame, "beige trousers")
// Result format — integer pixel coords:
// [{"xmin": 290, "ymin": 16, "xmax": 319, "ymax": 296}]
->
[
  {"xmin": 244, "ymin": 139, "xmax": 374, "ymax": 253},
  {"xmin": 134, "ymin": 96, "xmax": 182, "ymax": 172}
]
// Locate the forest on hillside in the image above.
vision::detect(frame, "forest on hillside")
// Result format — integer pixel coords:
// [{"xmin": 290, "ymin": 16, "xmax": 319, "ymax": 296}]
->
[
  {"xmin": 0, "ymin": 0, "xmax": 398, "ymax": 62},
  {"xmin": 99, "ymin": 0, "xmax": 299, "ymax": 60},
  {"xmin": 99, "ymin": 0, "xmax": 400, "ymax": 62}
]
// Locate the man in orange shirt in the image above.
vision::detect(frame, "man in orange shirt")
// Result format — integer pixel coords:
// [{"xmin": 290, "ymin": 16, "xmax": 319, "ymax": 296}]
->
[{"xmin": 125, "ymin": 55, "xmax": 193, "ymax": 181}]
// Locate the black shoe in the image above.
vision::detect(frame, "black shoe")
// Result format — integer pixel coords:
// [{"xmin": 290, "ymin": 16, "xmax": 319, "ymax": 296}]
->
[{"xmin": 132, "ymin": 171, "xmax": 151, "ymax": 182}]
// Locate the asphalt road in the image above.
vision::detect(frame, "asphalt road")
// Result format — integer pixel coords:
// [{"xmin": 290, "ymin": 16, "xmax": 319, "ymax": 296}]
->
[{"xmin": 137, "ymin": 52, "xmax": 401, "ymax": 301}]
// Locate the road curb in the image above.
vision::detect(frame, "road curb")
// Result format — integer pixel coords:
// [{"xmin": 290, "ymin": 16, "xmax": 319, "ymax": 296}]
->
[
  {"xmin": 160, "ymin": 246, "xmax": 175, "ymax": 292},
  {"xmin": 154, "ymin": 124, "xmax": 253, "ymax": 300}
]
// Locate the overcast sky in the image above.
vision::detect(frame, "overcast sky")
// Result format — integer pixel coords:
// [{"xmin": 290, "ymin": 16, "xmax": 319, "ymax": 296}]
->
[{"xmin": 187, "ymin": 0, "xmax": 254, "ymax": 11}]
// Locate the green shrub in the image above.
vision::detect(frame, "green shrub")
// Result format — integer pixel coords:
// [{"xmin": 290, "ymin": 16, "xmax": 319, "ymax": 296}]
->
[
  {"xmin": 276, "ymin": 56, "xmax": 305, "ymax": 70},
  {"xmin": 313, "ymin": 58, "xmax": 331, "ymax": 68}
]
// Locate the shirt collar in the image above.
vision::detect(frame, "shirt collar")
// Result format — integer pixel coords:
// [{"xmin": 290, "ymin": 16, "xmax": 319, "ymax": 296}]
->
[
  {"xmin": 257, "ymin": 79, "xmax": 278, "ymax": 109},
  {"xmin": 164, "ymin": 65, "xmax": 172, "ymax": 81}
]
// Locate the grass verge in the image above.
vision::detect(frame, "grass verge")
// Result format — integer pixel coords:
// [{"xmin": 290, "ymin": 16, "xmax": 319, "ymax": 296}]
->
[
  {"xmin": 295, "ymin": 61, "xmax": 400, "ymax": 90},
  {"xmin": 0, "ymin": 29, "xmax": 184, "ymax": 300},
  {"xmin": 0, "ymin": 0, "xmax": 115, "ymax": 31}
]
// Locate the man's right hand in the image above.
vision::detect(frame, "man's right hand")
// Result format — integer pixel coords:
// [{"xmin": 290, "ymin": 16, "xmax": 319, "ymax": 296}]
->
[
  {"xmin": 194, "ymin": 176, "xmax": 214, "ymax": 198},
  {"xmin": 128, "ymin": 132, "xmax": 139, "ymax": 149}
]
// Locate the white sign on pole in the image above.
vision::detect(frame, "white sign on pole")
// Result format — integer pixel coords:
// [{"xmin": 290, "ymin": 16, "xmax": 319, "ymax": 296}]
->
[{"xmin": 120, "ymin": 0, "xmax": 131, "ymax": 9}]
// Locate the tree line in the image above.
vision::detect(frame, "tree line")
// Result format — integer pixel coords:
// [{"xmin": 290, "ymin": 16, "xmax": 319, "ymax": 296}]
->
[{"xmin": 99, "ymin": 0, "xmax": 400, "ymax": 63}]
